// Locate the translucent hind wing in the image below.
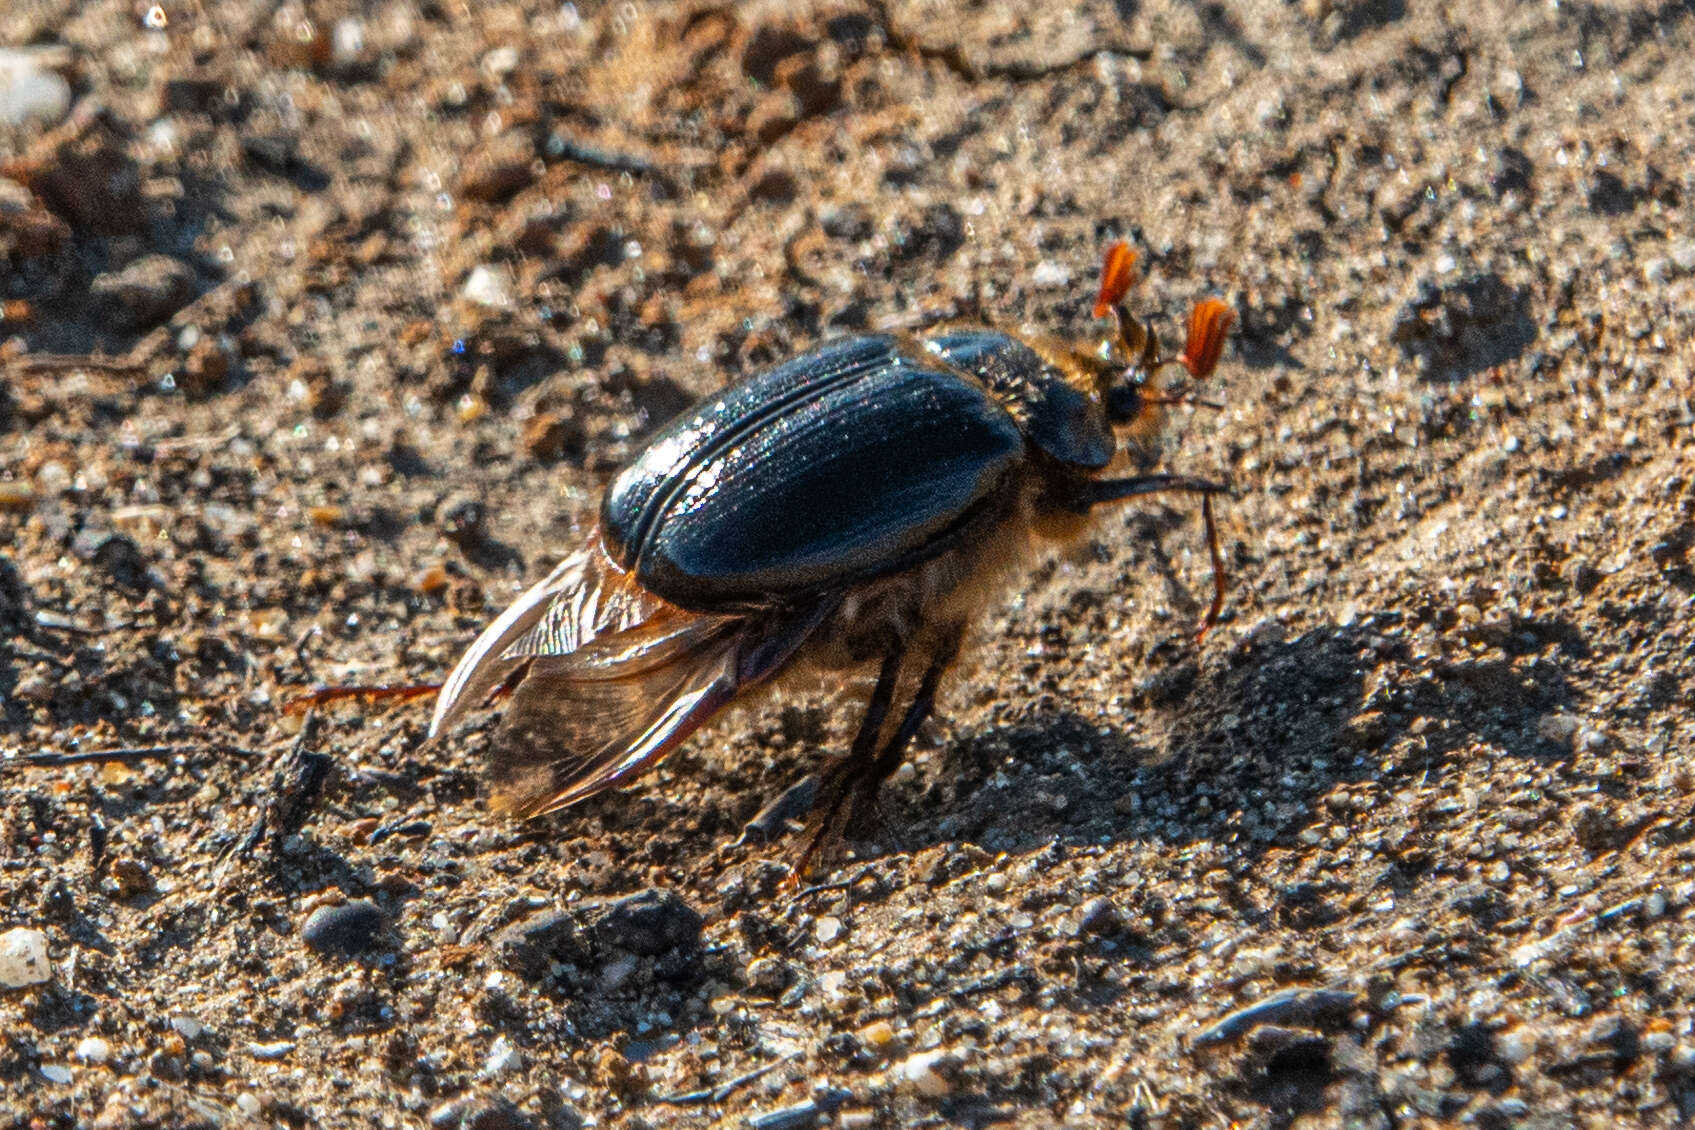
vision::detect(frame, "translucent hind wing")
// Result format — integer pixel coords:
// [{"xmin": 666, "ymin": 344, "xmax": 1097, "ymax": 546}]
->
[
  {"xmin": 429, "ymin": 534, "xmax": 667, "ymax": 739},
  {"xmin": 436, "ymin": 532, "xmax": 837, "ymax": 818},
  {"xmin": 485, "ymin": 616, "xmax": 744, "ymax": 817},
  {"xmin": 480, "ymin": 595, "xmax": 839, "ymax": 818}
]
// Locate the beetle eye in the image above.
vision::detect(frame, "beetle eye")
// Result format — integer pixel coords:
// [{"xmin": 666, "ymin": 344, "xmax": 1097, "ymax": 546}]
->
[{"xmin": 1105, "ymin": 383, "xmax": 1143, "ymax": 424}]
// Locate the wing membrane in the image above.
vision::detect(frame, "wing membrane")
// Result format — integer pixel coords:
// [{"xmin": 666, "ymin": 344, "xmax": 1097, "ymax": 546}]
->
[
  {"xmin": 429, "ymin": 532, "xmax": 676, "ymax": 738},
  {"xmin": 431, "ymin": 532, "xmax": 833, "ymax": 818},
  {"xmin": 485, "ymin": 615, "xmax": 743, "ymax": 816}
]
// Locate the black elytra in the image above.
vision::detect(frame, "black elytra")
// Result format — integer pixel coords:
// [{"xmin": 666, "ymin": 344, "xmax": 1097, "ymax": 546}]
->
[{"xmin": 601, "ymin": 331, "xmax": 1114, "ymax": 613}]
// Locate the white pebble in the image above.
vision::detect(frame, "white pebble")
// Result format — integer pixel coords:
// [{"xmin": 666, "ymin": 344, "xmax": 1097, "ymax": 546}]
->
[
  {"xmin": 39, "ymin": 1063, "xmax": 73, "ymax": 1084},
  {"xmin": 170, "ymin": 1015, "xmax": 205, "ymax": 1039},
  {"xmin": 0, "ymin": 928, "xmax": 51, "ymax": 988},
  {"xmin": 331, "ymin": 19, "xmax": 365, "ymax": 66},
  {"xmin": 483, "ymin": 1034, "xmax": 523, "ymax": 1076},
  {"xmin": 0, "ymin": 49, "xmax": 72, "ymax": 128},
  {"xmin": 461, "ymin": 263, "xmax": 515, "ymax": 308},
  {"xmin": 75, "ymin": 1036, "xmax": 111, "ymax": 1063},
  {"xmin": 894, "ymin": 1050, "xmax": 956, "ymax": 1097},
  {"xmin": 236, "ymin": 1093, "xmax": 263, "ymax": 1117},
  {"xmin": 75, "ymin": 1037, "xmax": 112, "ymax": 1064},
  {"xmin": 815, "ymin": 916, "xmax": 842, "ymax": 944},
  {"xmin": 247, "ymin": 1040, "xmax": 294, "ymax": 1060},
  {"xmin": 482, "ymin": 46, "xmax": 521, "ymax": 79},
  {"xmin": 1030, "ymin": 260, "xmax": 1071, "ymax": 288}
]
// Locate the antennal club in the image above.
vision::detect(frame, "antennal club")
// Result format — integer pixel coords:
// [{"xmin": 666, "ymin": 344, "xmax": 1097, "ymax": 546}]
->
[
  {"xmin": 1177, "ymin": 298, "xmax": 1235, "ymax": 380},
  {"xmin": 1093, "ymin": 240, "xmax": 1140, "ymax": 318}
]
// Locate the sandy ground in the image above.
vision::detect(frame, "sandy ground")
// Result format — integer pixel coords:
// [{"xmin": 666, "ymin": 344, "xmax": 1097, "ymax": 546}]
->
[{"xmin": 3, "ymin": 0, "xmax": 1695, "ymax": 1127}]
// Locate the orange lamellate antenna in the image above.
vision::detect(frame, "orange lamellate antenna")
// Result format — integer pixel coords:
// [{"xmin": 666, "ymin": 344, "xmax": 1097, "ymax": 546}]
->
[
  {"xmin": 1177, "ymin": 298, "xmax": 1234, "ymax": 379},
  {"xmin": 1092, "ymin": 241, "xmax": 1140, "ymax": 319}
]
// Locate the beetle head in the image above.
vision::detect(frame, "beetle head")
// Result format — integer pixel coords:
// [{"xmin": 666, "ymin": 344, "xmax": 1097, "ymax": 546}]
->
[{"xmin": 1089, "ymin": 241, "xmax": 1235, "ymax": 448}]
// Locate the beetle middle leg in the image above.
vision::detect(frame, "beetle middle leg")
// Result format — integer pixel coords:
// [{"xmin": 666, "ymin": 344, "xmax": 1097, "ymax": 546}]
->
[
  {"xmin": 1089, "ymin": 473, "xmax": 1230, "ymax": 634},
  {"xmin": 793, "ymin": 625, "xmax": 966, "ymax": 876}
]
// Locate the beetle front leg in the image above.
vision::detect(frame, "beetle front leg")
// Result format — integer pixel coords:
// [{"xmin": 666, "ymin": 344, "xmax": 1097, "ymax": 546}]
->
[
  {"xmin": 1088, "ymin": 474, "xmax": 1231, "ymax": 635},
  {"xmin": 1086, "ymin": 472, "xmax": 1229, "ymax": 508}
]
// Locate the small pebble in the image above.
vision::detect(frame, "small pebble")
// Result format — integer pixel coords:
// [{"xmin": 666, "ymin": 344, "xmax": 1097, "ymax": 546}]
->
[
  {"xmin": 1536, "ymin": 713, "xmax": 1580, "ymax": 745},
  {"xmin": 893, "ymin": 1050, "xmax": 956, "ymax": 1098},
  {"xmin": 301, "ymin": 899, "xmax": 388, "ymax": 955},
  {"xmin": 814, "ymin": 916, "xmax": 842, "ymax": 944},
  {"xmin": 1030, "ymin": 260, "xmax": 1071, "ymax": 288},
  {"xmin": 236, "ymin": 1093, "xmax": 263, "ymax": 1117},
  {"xmin": 482, "ymin": 1034, "xmax": 522, "ymax": 1076},
  {"xmin": 89, "ymin": 254, "xmax": 197, "ymax": 330},
  {"xmin": 170, "ymin": 1016, "xmax": 205, "ymax": 1040},
  {"xmin": 461, "ymin": 263, "xmax": 515, "ymax": 308},
  {"xmin": 429, "ymin": 1093, "xmax": 533, "ymax": 1129},
  {"xmin": 110, "ymin": 857, "xmax": 155, "ymax": 898},
  {"xmin": 39, "ymin": 1063, "xmax": 73, "ymax": 1085},
  {"xmin": 247, "ymin": 1040, "xmax": 295, "ymax": 1060},
  {"xmin": 0, "ymin": 48, "xmax": 72, "ymax": 127},
  {"xmin": 0, "ymin": 927, "xmax": 51, "ymax": 988},
  {"xmin": 858, "ymin": 1019, "xmax": 895, "ymax": 1048},
  {"xmin": 0, "ymin": 480, "xmax": 37, "ymax": 512},
  {"xmin": 482, "ymin": 45, "xmax": 521, "ymax": 78},
  {"xmin": 746, "ymin": 1101, "xmax": 821, "ymax": 1130},
  {"xmin": 592, "ymin": 889, "xmax": 703, "ymax": 957},
  {"xmin": 75, "ymin": 1037, "xmax": 112, "ymax": 1065},
  {"xmin": 331, "ymin": 18, "xmax": 365, "ymax": 67}
]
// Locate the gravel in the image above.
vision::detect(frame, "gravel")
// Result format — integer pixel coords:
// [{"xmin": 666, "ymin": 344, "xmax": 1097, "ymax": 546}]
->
[{"xmin": 3, "ymin": 0, "xmax": 1693, "ymax": 1126}]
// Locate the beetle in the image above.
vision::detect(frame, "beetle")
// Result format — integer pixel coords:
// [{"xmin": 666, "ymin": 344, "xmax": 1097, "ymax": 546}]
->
[{"xmin": 428, "ymin": 243, "xmax": 1234, "ymax": 865}]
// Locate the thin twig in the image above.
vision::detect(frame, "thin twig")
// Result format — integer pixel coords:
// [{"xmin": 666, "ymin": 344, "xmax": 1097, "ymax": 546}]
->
[
  {"xmin": 651, "ymin": 1052, "xmax": 799, "ymax": 1106},
  {"xmin": 547, "ymin": 135, "xmax": 656, "ymax": 176},
  {"xmin": 5, "ymin": 353, "xmax": 145, "ymax": 375},
  {"xmin": 793, "ymin": 862, "xmax": 880, "ymax": 901},
  {"xmin": 32, "ymin": 610, "xmax": 120, "ymax": 635},
  {"xmin": 8, "ymin": 744, "xmax": 259, "ymax": 769}
]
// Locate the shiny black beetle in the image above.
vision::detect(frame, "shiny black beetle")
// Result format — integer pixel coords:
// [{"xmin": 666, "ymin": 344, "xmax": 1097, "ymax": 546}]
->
[{"xmin": 430, "ymin": 244, "xmax": 1234, "ymax": 861}]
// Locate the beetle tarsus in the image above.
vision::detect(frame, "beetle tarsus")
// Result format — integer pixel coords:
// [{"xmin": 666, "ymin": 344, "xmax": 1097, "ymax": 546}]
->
[{"xmin": 1198, "ymin": 491, "xmax": 1227, "ymax": 638}]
